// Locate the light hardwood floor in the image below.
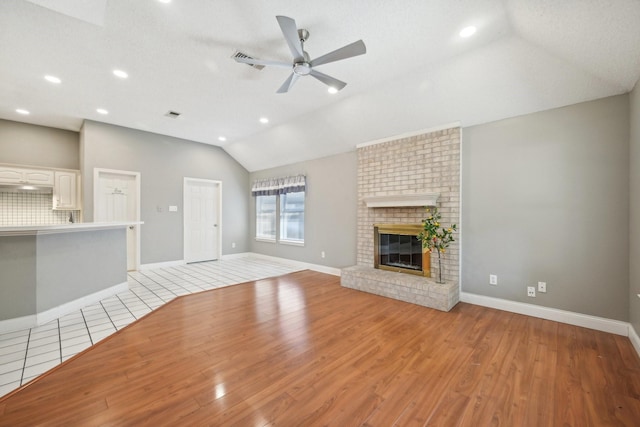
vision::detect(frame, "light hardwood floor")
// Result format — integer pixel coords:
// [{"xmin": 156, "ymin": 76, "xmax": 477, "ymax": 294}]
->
[{"xmin": 1, "ymin": 270, "xmax": 639, "ymax": 426}]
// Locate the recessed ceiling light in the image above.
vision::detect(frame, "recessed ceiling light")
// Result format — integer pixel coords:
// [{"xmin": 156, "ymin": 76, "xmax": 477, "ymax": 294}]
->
[
  {"xmin": 96, "ymin": 108, "xmax": 109, "ymax": 115},
  {"xmin": 44, "ymin": 75, "xmax": 61, "ymax": 84},
  {"xmin": 113, "ymin": 69, "xmax": 128, "ymax": 79},
  {"xmin": 218, "ymin": 136, "xmax": 227, "ymax": 142},
  {"xmin": 16, "ymin": 108, "xmax": 30, "ymax": 115},
  {"xmin": 328, "ymin": 87, "xmax": 339, "ymax": 94},
  {"xmin": 157, "ymin": 0, "xmax": 171, "ymax": 3},
  {"xmin": 259, "ymin": 117, "xmax": 269, "ymax": 124},
  {"xmin": 459, "ymin": 26, "xmax": 477, "ymax": 38}
]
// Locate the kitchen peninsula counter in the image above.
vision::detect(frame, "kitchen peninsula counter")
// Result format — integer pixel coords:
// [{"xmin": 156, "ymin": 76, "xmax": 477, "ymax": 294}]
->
[{"xmin": 0, "ymin": 222, "xmax": 142, "ymax": 333}]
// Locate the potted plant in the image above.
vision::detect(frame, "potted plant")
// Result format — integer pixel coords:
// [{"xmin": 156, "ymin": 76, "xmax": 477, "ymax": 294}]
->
[{"xmin": 417, "ymin": 207, "xmax": 457, "ymax": 283}]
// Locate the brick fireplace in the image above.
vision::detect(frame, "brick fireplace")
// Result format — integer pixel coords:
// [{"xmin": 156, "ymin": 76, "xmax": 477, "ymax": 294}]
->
[{"xmin": 341, "ymin": 126, "xmax": 461, "ymax": 311}]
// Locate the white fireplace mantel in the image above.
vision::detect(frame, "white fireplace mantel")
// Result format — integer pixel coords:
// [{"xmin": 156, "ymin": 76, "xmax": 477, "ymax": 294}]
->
[{"xmin": 363, "ymin": 192, "xmax": 440, "ymax": 208}]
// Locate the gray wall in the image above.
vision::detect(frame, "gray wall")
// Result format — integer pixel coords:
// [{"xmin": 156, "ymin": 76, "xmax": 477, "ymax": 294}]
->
[
  {"xmin": 630, "ymin": 83, "xmax": 640, "ymax": 333},
  {"xmin": 0, "ymin": 119, "xmax": 79, "ymax": 169},
  {"xmin": 462, "ymin": 95, "xmax": 630, "ymax": 321},
  {"xmin": 81, "ymin": 121, "xmax": 249, "ymax": 264},
  {"xmin": 0, "ymin": 236, "xmax": 36, "ymax": 320},
  {"xmin": 36, "ymin": 229, "xmax": 127, "ymax": 312},
  {"xmin": 250, "ymin": 151, "xmax": 358, "ymax": 268}
]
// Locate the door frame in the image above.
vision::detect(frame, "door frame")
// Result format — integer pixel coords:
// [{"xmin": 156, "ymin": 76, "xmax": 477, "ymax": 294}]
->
[
  {"xmin": 183, "ymin": 177, "xmax": 222, "ymax": 263},
  {"xmin": 94, "ymin": 168, "xmax": 141, "ymax": 270}
]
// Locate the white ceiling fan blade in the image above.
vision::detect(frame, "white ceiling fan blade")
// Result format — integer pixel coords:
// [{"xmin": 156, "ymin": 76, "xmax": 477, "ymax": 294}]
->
[
  {"xmin": 233, "ymin": 56, "xmax": 291, "ymax": 68},
  {"xmin": 276, "ymin": 15, "xmax": 304, "ymax": 62},
  {"xmin": 309, "ymin": 69, "xmax": 347, "ymax": 91},
  {"xmin": 276, "ymin": 73, "xmax": 300, "ymax": 93},
  {"xmin": 310, "ymin": 40, "xmax": 366, "ymax": 68}
]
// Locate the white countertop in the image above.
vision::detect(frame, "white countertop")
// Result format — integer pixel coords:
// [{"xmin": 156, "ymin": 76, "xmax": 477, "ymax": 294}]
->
[{"xmin": 0, "ymin": 222, "xmax": 143, "ymax": 236}]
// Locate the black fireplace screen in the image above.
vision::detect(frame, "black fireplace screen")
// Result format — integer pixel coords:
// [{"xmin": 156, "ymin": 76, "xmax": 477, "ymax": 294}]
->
[{"xmin": 378, "ymin": 233, "xmax": 423, "ymax": 271}]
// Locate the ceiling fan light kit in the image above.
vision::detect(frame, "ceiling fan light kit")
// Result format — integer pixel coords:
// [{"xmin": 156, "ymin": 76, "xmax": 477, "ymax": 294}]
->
[{"xmin": 233, "ymin": 15, "xmax": 366, "ymax": 93}]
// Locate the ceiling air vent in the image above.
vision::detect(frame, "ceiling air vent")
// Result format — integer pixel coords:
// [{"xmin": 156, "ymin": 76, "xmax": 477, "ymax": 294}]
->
[
  {"xmin": 232, "ymin": 51, "xmax": 265, "ymax": 70},
  {"xmin": 165, "ymin": 110, "xmax": 181, "ymax": 119}
]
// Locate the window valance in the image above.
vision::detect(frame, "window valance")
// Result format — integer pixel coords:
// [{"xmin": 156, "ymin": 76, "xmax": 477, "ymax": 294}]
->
[{"xmin": 251, "ymin": 174, "xmax": 306, "ymax": 196}]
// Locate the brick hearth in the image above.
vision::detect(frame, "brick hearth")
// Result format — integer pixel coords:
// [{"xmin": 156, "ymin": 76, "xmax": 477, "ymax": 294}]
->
[{"xmin": 341, "ymin": 266, "xmax": 459, "ymax": 312}]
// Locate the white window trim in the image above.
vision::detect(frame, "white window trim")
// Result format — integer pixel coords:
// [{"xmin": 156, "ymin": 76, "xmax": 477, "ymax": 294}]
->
[
  {"xmin": 279, "ymin": 239, "xmax": 305, "ymax": 247},
  {"xmin": 255, "ymin": 237, "xmax": 276, "ymax": 243}
]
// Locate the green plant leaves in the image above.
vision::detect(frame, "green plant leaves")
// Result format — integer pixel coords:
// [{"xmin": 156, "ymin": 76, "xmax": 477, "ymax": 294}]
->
[{"xmin": 417, "ymin": 207, "xmax": 456, "ymax": 253}]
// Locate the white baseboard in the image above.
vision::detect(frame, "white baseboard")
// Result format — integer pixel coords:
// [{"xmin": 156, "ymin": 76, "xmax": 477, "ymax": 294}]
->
[
  {"xmin": 141, "ymin": 254, "xmax": 257, "ymax": 267},
  {"xmin": 220, "ymin": 252, "xmax": 252, "ymax": 260},
  {"xmin": 139, "ymin": 260, "xmax": 185, "ymax": 270},
  {"xmin": 0, "ymin": 314, "xmax": 37, "ymax": 335},
  {"xmin": 139, "ymin": 253, "xmax": 341, "ymax": 276},
  {"xmin": 629, "ymin": 324, "xmax": 640, "ymax": 359},
  {"xmin": 37, "ymin": 282, "xmax": 129, "ymax": 326},
  {"xmin": 460, "ymin": 292, "xmax": 630, "ymax": 336},
  {"xmin": 245, "ymin": 252, "xmax": 342, "ymax": 276},
  {"xmin": 0, "ymin": 282, "xmax": 129, "ymax": 334}
]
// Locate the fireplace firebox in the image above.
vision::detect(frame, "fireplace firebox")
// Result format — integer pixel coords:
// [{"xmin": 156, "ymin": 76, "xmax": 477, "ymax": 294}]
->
[{"xmin": 374, "ymin": 224, "xmax": 430, "ymax": 277}]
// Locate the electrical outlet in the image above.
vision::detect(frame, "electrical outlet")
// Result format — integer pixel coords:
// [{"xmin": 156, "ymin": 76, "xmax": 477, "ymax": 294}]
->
[
  {"xmin": 231, "ymin": 242, "xmax": 236, "ymax": 248},
  {"xmin": 321, "ymin": 251, "xmax": 326, "ymax": 259},
  {"xmin": 527, "ymin": 286, "xmax": 536, "ymax": 297},
  {"xmin": 538, "ymin": 281, "xmax": 546, "ymax": 293},
  {"xmin": 489, "ymin": 274, "xmax": 497, "ymax": 285}
]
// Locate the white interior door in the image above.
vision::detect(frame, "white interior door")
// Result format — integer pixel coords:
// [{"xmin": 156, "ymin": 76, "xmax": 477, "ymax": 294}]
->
[
  {"xmin": 184, "ymin": 178, "xmax": 221, "ymax": 263},
  {"xmin": 94, "ymin": 169, "xmax": 140, "ymax": 271}
]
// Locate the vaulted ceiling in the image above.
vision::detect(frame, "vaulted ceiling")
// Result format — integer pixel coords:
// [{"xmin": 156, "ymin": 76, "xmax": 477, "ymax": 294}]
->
[{"xmin": 1, "ymin": 0, "xmax": 639, "ymax": 171}]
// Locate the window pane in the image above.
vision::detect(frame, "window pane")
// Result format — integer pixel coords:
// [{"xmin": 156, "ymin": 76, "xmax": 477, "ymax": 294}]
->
[
  {"xmin": 280, "ymin": 191, "xmax": 305, "ymax": 243},
  {"xmin": 256, "ymin": 195, "xmax": 276, "ymax": 240}
]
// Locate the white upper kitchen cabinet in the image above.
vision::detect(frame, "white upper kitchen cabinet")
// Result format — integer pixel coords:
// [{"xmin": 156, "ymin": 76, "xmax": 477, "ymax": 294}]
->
[
  {"xmin": 53, "ymin": 171, "xmax": 79, "ymax": 210},
  {"xmin": 0, "ymin": 166, "xmax": 54, "ymax": 185}
]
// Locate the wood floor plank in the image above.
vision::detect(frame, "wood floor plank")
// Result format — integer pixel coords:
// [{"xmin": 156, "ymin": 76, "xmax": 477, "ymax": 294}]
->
[
  {"xmin": 553, "ymin": 325, "xmax": 589, "ymax": 426},
  {"xmin": 0, "ymin": 270, "xmax": 639, "ymax": 426}
]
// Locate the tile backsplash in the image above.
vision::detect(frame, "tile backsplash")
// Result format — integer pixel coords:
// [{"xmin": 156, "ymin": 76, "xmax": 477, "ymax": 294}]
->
[{"xmin": 0, "ymin": 191, "xmax": 79, "ymax": 226}]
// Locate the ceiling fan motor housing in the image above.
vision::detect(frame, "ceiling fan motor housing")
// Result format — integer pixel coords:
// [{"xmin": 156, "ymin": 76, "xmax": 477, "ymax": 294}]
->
[{"xmin": 293, "ymin": 62, "xmax": 312, "ymax": 75}]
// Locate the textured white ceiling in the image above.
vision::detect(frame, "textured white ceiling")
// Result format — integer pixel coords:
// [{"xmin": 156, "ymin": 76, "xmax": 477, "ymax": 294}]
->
[
  {"xmin": 1, "ymin": 0, "xmax": 639, "ymax": 171},
  {"xmin": 23, "ymin": 0, "xmax": 108, "ymax": 26}
]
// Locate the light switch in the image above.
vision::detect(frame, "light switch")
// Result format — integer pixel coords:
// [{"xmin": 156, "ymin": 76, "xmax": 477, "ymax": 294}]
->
[{"xmin": 169, "ymin": 205, "xmax": 178, "ymax": 212}]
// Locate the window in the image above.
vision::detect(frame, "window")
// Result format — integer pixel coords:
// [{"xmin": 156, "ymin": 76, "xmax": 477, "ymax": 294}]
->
[
  {"xmin": 280, "ymin": 191, "xmax": 305, "ymax": 243},
  {"xmin": 252, "ymin": 175, "xmax": 306, "ymax": 245},
  {"xmin": 256, "ymin": 195, "xmax": 276, "ymax": 241}
]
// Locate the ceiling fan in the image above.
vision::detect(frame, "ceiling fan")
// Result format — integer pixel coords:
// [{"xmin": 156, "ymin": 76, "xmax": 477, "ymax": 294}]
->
[{"xmin": 233, "ymin": 15, "xmax": 366, "ymax": 93}]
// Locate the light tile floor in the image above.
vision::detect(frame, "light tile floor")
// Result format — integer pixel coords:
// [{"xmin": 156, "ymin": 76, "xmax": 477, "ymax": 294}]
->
[{"xmin": 0, "ymin": 256, "xmax": 302, "ymax": 398}]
